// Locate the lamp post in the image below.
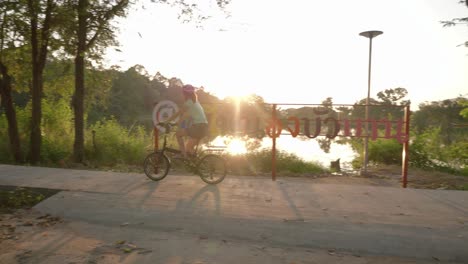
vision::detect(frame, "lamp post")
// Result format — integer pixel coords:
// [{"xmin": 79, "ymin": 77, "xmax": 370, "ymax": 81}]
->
[{"xmin": 359, "ymin": 30, "xmax": 383, "ymax": 175}]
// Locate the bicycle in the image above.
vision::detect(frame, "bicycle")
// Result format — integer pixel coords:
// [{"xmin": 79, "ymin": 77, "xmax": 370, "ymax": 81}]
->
[{"xmin": 143, "ymin": 122, "xmax": 227, "ymax": 184}]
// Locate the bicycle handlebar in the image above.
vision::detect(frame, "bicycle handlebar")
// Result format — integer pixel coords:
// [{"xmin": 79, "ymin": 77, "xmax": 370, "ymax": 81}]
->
[{"xmin": 157, "ymin": 122, "xmax": 177, "ymax": 132}]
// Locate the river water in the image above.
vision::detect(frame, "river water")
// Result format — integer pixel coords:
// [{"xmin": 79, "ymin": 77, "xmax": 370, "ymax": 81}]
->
[
  {"xmin": 211, "ymin": 135, "xmax": 357, "ymax": 170},
  {"xmin": 263, "ymin": 136, "xmax": 356, "ymax": 169}
]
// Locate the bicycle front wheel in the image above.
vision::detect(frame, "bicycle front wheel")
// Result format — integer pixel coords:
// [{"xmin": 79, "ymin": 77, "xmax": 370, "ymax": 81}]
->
[
  {"xmin": 143, "ymin": 152, "xmax": 170, "ymax": 181},
  {"xmin": 197, "ymin": 154, "xmax": 226, "ymax": 184}
]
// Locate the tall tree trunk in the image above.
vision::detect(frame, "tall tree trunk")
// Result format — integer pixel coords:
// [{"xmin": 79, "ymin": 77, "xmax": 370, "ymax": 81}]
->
[
  {"xmin": 30, "ymin": 61, "xmax": 43, "ymax": 164},
  {"xmin": 28, "ymin": 0, "xmax": 53, "ymax": 164},
  {"xmin": 29, "ymin": 0, "xmax": 41, "ymax": 164},
  {"xmin": 0, "ymin": 62, "xmax": 23, "ymax": 163},
  {"xmin": 73, "ymin": 0, "xmax": 87, "ymax": 163}
]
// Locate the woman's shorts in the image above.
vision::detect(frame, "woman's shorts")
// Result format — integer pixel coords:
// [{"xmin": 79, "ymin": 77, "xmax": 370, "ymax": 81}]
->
[{"xmin": 187, "ymin": 123, "xmax": 208, "ymax": 139}]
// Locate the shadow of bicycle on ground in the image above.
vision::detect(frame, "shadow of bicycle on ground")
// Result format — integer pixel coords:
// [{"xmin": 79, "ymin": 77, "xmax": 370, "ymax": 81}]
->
[{"xmin": 174, "ymin": 184, "xmax": 221, "ymax": 217}]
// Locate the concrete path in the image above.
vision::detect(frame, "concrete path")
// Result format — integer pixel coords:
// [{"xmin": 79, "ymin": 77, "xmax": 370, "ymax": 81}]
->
[{"xmin": 1, "ymin": 164, "xmax": 467, "ymax": 263}]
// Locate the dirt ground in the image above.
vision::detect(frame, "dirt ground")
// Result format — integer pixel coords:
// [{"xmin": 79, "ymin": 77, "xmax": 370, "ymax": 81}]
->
[
  {"xmin": 356, "ymin": 165, "xmax": 468, "ymax": 190},
  {"xmin": 258, "ymin": 164, "xmax": 468, "ymax": 190},
  {"xmin": 0, "ymin": 209, "xmax": 454, "ymax": 264},
  {"xmin": 0, "ymin": 167, "xmax": 466, "ymax": 263}
]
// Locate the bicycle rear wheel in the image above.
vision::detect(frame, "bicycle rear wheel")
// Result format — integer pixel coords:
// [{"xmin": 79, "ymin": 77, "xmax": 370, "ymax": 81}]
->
[
  {"xmin": 143, "ymin": 152, "xmax": 170, "ymax": 181},
  {"xmin": 197, "ymin": 154, "xmax": 226, "ymax": 184}
]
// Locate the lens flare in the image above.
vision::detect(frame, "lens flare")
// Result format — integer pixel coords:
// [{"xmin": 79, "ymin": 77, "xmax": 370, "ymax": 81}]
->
[{"xmin": 226, "ymin": 138, "xmax": 247, "ymax": 155}]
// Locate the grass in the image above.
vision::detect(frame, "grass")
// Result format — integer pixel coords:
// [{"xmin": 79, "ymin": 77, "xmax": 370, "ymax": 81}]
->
[
  {"xmin": 0, "ymin": 186, "xmax": 60, "ymax": 213},
  {"xmin": 225, "ymin": 149, "xmax": 328, "ymax": 176}
]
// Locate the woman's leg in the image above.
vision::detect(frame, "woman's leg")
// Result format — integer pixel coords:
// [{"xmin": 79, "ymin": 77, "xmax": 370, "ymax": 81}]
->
[
  {"xmin": 176, "ymin": 129, "xmax": 188, "ymax": 157},
  {"xmin": 185, "ymin": 137, "xmax": 200, "ymax": 156}
]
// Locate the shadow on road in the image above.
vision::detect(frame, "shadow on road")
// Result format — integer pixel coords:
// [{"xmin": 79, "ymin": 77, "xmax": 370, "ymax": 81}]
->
[{"xmin": 175, "ymin": 184, "xmax": 221, "ymax": 216}]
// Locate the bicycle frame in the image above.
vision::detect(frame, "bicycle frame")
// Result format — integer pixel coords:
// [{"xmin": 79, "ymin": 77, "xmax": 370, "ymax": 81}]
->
[
  {"xmin": 158, "ymin": 123, "xmax": 202, "ymax": 159},
  {"xmin": 144, "ymin": 122, "xmax": 227, "ymax": 184}
]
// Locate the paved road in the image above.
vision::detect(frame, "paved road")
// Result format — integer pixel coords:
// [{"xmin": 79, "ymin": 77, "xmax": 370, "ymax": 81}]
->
[{"xmin": 1, "ymin": 164, "xmax": 467, "ymax": 263}]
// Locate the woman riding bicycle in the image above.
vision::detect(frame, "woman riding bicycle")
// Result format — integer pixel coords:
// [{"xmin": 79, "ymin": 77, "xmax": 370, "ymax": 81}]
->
[{"xmin": 166, "ymin": 84, "xmax": 209, "ymax": 158}]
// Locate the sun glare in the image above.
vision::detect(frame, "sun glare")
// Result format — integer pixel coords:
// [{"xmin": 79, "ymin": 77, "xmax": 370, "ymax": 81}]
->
[
  {"xmin": 224, "ymin": 94, "xmax": 250, "ymax": 102},
  {"xmin": 226, "ymin": 138, "xmax": 247, "ymax": 155}
]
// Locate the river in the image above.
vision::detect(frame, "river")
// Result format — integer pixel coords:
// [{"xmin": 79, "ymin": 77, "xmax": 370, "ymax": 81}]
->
[{"xmin": 211, "ymin": 135, "xmax": 357, "ymax": 170}]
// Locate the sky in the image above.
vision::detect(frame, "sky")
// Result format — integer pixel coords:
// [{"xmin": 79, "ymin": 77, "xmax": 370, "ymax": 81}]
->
[{"xmin": 104, "ymin": 0, "xmax": 468, "ymax": 108}]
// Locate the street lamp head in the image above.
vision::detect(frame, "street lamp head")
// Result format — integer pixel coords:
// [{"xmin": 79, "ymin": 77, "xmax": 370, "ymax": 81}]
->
[{"xmin": 359, "ymin": 30, "xmax": 383, "ymax": 39}]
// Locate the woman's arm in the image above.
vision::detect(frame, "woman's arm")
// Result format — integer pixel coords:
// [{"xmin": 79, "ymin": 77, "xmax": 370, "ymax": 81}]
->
[{"xmin": 165, "ymin": 104, "xmax": 187, "ymax": 123}]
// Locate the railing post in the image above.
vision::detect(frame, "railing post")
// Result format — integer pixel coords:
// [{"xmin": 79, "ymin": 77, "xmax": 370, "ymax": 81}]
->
[
  {"xmin": 402, "ymin": 105, "xmax": 410, "ymax": 188},
  {"xmin": 272, "ymin": 104, "xmax": 277, "ymax": 181}
]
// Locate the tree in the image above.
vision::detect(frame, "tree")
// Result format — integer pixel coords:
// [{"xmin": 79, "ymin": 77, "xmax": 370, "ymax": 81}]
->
[
  {"xmin": 55, "ymin": 0, "xmax": 131, "ymax": 163},
  {"xmin": 338, "ymin": 88, "xmax": 411, "ymax": 167},
  {"xmin": 1, "ymin": 1, "xmax": 69, "ymax": 164},
  {"xmin": 441, "ymin": 0, "xmax": 468, "ymax": 48},
  {"xmin": 350, "ymin": 87, "xmax": 409, "ymax": 122},
  {"xmin": 1, "ymin": 0, "xmax": 64, "ymax": 164},
  {"xmin": 410, "ymin": 98, "xmax": 468, "ymax": 172},
  {"xmin": 458, "ymin": 96, "xmax": 468, "ymax": 119},
  {"xmin": 150, "ymin": 0, "xmax": 231, "ymax": 27},
  {"xmin": 376, "ymin": 88, "xmax": 409, "ymax": 105},
  {"xmin": 0, "ymin": 2, "xmax": 23, "ymax": 163},
  {"xmin": 63, "ymin": 0, "xmax": 231, "ymax": 162},
  {"xmin": 0, "ymin": 62, "xmax": 23, "ymax": 162},
  {"xmin": 105, "ymin": 65, "xmax": 161, "ymax": 127},
  {"xmin": 412, "ymin": 98, "xmax": 467, "ymax": 144},
  {"xmin": 27, "ymin": 0, "xmax": 58, "ymax": 164}
]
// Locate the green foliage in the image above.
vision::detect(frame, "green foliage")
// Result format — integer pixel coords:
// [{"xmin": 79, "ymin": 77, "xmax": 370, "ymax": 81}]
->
[
  {"xmin": 40, "ymin": 98, "xmax": 74, "ymax": 163},
  {"xmin": 0, "ymin": 187, "xmax": 45, "ymax": 211},
  {"xmin": 458, "ymin": 97, "xmax": 468, "ymax": 119},
  {"xmin": 409, "ymin": 130, "xmax": 434, "ymax": 169},
  {"xmin": 376, "ymin": 88, "xmax": 410, "ymax": 106},
  {"xmin": 86, "ymin": 118, "xmax": 152, "ymax": 166},
  {"xmin": 90, "ymin": 66, "xmax": 163, "ymax": 126},
  {"xmin": 155, "ymin": 0, "xmax": 231, "ymax": 26},
  {"xmin": 0, "ymin": 98, "xmax": 74, "ymax": 164},
  {"xmin": 55, "ymin": 0, "xmax": 131, "ymax": 59},
  {"xmin": 2, "ymin": 98, "xmax": 154, "ymax": 167},
  {"xmin": 0, "ymin": 103, "xmax": 31, "ymax": 162},
  {"xmin": 348, "ymin": 138, "xmax": 402, "ymax": 168},
  {"xmin": 410, "ymin": 98, "xmax": 467, "ymax": 176},
  {"xmin": 412, "ymin": 99, "xmax": 467, "ymax": 144},
  {"xmin": 43, "ymin": 59, "xmax": 75, "ymax": 99},
  {"xmin": 368, "ymin": 139, "xmax": 402, "ymax": 165},
  {"xmin": 410, "ymin": 127, "xmax": 467, "ymax": 175},
  {"xmin": 440, "ymin": 0, "xmax": 468, "ymax": 48},
  {"xmin": 0, "ymin": 186, "xmax": 59, "ymax": 213},
  {"xmin": 0, "ymin": 115, "xmax": 12, "ymax": 162},
  {"xmin": 349, "ymin": 88, "xmax": 408, "ymax": 122}
]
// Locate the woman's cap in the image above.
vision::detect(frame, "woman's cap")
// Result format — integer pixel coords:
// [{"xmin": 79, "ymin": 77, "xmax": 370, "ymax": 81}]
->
[{"xmin": 182, "ymin": 84, "xmax": 195, "ymax": 93}]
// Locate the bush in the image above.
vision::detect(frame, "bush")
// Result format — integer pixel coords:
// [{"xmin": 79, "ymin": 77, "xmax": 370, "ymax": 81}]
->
[
  {"xmin": 0, "ymin": 98, "xmax": 74, "ymax": 164},
  {"xmin": 86, "ymin": 118, "xmax": 151, "ymax": 166},
  {"xmin": 226, "ymin": 149, "xmax": 326, "ymax": 176},
  {"xmin": 0, "ymin": 103, "xmax": 33, "ymax": 163},
  {"xmin": 368, "ymin": 139, "xmax": 402, "ymax": 165},
  {"xmin": 349, "ymin": 138, "xmax": 402, "ymax": 168},
  {"xmin": 410, "ymin": 127, "xmax": 467, "ymax": 175},
  {"xmin": 41, "ymin": 98, "xmax": 74, "ymax": 163},
  {"xmin": 0, "ymin": 114, "xmax": 13, "ymax": 162}
]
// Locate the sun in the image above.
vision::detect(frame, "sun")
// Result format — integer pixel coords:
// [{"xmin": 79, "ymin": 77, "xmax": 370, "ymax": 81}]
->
[
  {"xmin": 208, "ymin": 136, "xmax": 247, "ymax": 155},
  {"xmin": 226, "ymin": 138, "xmax": 247, "ymax": 155}
]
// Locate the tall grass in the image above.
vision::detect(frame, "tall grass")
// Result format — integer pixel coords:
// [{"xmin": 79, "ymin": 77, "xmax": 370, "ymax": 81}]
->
[
  {"xmin": 225, "ymin": 149, "xmax": 327, "ymax": 176},
  {"xmin": 0, "ymin": 99, "xmax": 152, "ymax": 167},
  {"xmin": 85, "ymin": 118, "xmax": 152, "ymax": 166}
]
